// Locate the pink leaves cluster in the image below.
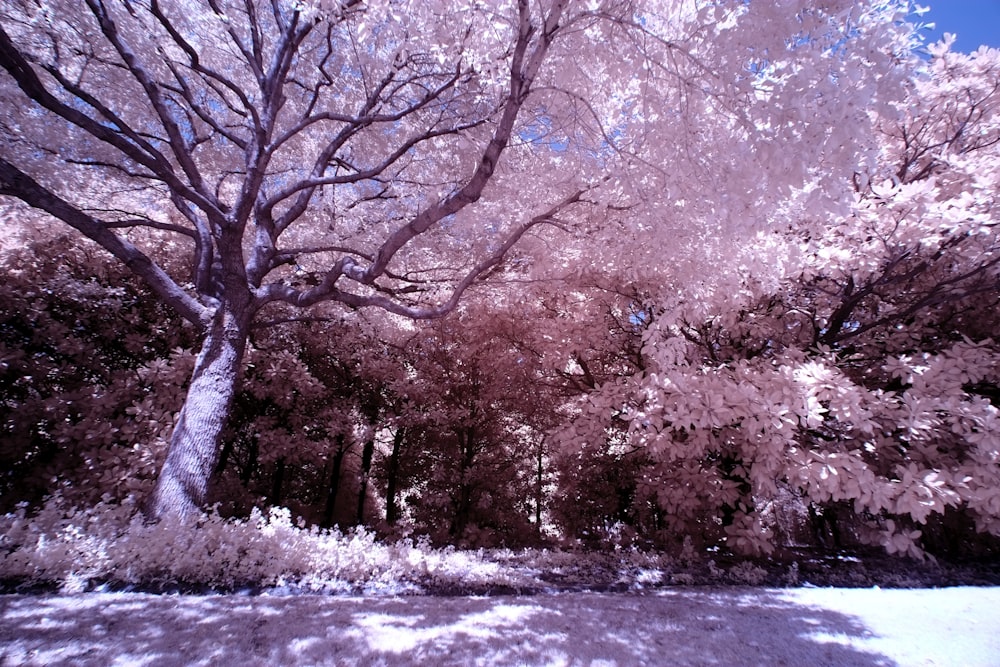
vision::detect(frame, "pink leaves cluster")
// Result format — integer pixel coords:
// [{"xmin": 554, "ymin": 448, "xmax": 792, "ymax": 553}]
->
[{"xmin": 553, "ymin": 40, "xmax": 1000, "ymax": 557}]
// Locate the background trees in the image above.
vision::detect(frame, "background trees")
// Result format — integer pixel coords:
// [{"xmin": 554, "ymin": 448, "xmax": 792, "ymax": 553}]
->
[{"xmin": 0, "ymin": 226, "xmax": 197, "ymax": 513}]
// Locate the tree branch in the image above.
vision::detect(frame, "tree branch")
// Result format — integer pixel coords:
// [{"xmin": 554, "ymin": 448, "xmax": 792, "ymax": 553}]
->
[
  {"xmin": 257, "ymin": 181, "xmax": 598, "ymax": 318},
  {"xmin": 358, "ymin": 0, "xmax": 570, "ymax": 284},
  {"xmin": 0, "ymin": 23, "xmax": 222, "ymax": 220},
  {"xmin": 0, "ymin": 157, "xmax": 211, "ymax": 329}
]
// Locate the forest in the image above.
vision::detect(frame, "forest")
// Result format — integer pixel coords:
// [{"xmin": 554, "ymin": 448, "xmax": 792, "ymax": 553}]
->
[{"xmin": 0, "ymin": 0, "xmax": 998, "ymax": 590}]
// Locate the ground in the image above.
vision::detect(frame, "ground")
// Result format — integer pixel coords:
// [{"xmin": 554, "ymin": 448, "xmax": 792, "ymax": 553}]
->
[{"xmin": 2, "ymin": 587, "xmax": 999, "ymax": 666}]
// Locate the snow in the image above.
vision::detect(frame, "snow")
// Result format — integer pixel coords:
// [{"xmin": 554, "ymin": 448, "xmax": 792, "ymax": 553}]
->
[{"xmin": 2, "ymin": 587, "xmax": 999, "ymax": 666}]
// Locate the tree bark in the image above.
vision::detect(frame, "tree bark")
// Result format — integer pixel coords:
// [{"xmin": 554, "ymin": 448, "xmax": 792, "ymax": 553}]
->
[
  {"xmin": 356, "ymin": 438, "xmax": 375, "ymax": 525},
  {"xmin": 385, "ymin": 427, "xmax": 405, "ymax": 525},
  {"xmin": 322, "ymin": 435, "xmax": 348, "ymax": 529},
  {"xmin": 147, "ymin": 297, "xmax": 251, "ymax": 521}
]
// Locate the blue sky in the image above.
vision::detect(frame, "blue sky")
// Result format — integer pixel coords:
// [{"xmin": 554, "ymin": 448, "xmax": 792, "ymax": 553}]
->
[{"xmin": 913, "ymin": 1, "xmax": 1000, "ymax": 52}]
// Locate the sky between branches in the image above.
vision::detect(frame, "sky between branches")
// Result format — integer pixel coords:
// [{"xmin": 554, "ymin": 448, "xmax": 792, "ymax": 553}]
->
[{"xmin": 918, "ymin": 1, "xmax": 1000, "ymax": 52}]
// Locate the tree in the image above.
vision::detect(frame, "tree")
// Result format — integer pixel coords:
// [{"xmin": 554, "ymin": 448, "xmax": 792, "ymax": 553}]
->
[
  {"xmin": 0, "ymin": 0, "xmax": 589, "ymax": 520},
  {"xmin": 0, "ymin": 0, "xmax": 915, "ymax": 521},
  {"xmin": 562, "ymin": 40, "xmax": 1000, "ymax": 557},
  {"xmin": 377, "ymin": 303, "xmax": 555, "ymax": 545}
]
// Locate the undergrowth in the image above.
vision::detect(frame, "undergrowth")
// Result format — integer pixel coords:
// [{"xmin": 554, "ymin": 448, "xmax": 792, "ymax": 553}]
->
[{"xmin": 2, "ymin": 498, "xmax": 997, "ymax": 595}]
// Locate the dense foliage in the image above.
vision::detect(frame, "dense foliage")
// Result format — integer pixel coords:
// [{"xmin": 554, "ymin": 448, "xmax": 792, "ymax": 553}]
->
[{"xmin": 1, "ymin": 0, "xmax": 999, "ymax": 577}]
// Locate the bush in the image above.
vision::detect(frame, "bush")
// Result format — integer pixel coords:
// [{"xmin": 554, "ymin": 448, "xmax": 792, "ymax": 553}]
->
[{"xmin": 0, "ymin": 496, "xmax": 542, "ymax": 594}]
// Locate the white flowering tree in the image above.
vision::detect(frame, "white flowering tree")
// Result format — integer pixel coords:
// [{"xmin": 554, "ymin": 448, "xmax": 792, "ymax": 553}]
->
[
  {"xmin": 0, "ymin": 0, "xmax": 915, "ymax": 523},
  {"xmin": 557, "ymin": 41, "xmax": 1000, "ymax": 556}
]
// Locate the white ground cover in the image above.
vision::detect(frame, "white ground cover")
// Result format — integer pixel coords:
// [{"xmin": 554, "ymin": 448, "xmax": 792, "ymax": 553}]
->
[{"xmin": 2, "ymin": 586, "xmax": 998, "ymax": 666}]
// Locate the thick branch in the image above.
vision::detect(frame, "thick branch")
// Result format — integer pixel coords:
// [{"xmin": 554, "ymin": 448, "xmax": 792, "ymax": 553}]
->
[
  {"xmin": 149, "ymin": 0, "xmax": 259, "ymax": 130},
  {"xmin": 0, "ymin": 157, "xmax": 211, "ymax": 329},
  {"xmin": 85, "ymin": 0, "xmax": 213, "ymax": 205},
  {"xmin": 258, "ymin": 182, "xmax": 597, "ymax": 319},
  {"xmin": 359, "ymin": 0, "xmax": 570, "ymax": 283},
  {"xmin": 261, "ymin": 63, "xmax": 465, "ymax": 237},
  {"xmin": 0, "ymin": 24, "xmax": 222, "ymax": 220}
]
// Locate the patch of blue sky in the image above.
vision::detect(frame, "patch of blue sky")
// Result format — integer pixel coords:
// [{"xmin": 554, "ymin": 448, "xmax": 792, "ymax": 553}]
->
[
  {"xmin": 912, "ymin": 1, "xmax": 1000, "ymax": 53},
  {"xmin": 517, "ymin": 115, "xmax": 569, "ymax": 152}
]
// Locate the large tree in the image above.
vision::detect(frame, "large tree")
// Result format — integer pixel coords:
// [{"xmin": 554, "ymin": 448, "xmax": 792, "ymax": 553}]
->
[{"xmin": 0, "ymin": 0, "xmax": 913, "ymax": 520}]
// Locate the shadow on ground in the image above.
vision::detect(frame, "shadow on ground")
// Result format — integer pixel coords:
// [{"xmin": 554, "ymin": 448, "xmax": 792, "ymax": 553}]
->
[{"xmin": 0, "ymin": 588, "xmax": 903, "ymax": 666}]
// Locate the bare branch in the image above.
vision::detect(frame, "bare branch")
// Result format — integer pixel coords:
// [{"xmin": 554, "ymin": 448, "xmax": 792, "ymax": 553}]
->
[
  {"xmin": 103, "ymin": 218, "xmax": 198, "ymax": 237},
  {"xmin": 84, "ymin": 0, "xmax": 214, "ymax": 206},
  {"xmin": 358, "ymin": 0, "xmax": 571, "ymax": 284}
]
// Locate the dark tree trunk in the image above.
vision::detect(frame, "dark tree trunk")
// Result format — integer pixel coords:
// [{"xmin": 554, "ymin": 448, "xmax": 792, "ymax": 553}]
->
[
  {"xmin": 212, "ymin": 428, "xmax": 257, "ymax": 485},
  {"xmin": 242, "ymin": 434, "xmax": 259, "ymax": 485},
  {"xmin": 450, "ymin": 426, "xmax": 476, "ymax": 538},
  {"xmin": 385, "ymin": 427, "xmax": 405, "ymax": 525},
  {"xmin": 322, "ymin": 435, "xmax": 348, "ymax": 529},
  {"xmin": 809, "ymin": 503, "xmax": 842, "ymax": 550},
  {"xmin": 214, "ymin": 437, "xmax": 234, "ymax": 477},
  {"xmin": 270, "ymin": 457, "xmax": 286, "ymax": 506},
  {"xmin": 147, "ymin": 297, "xmax": 251, "ymax": 521},
  {"xmin": 356, "ymin": 438, "xmax": 375, "ymax": 525}
]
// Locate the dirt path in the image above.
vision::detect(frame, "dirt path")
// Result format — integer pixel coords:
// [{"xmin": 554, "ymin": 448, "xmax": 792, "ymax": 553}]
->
[{"xmin": 2, "ymin": 587, "xmax": 998, "ymax": 666}]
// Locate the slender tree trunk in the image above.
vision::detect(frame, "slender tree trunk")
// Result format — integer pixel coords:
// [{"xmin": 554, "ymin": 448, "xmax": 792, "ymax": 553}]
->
[
  {"xmin": 385, "ymin": 427, "xmax": 405, "ymax": 525},
  {"xmin": 535, "ymin": 436, "xmax": 545, "ymax": 536},
  {"xmin": 322, "ymin": 435, "xmax": 347, "ymax": 528},
  {"xmin": 214, "ymin": 437, "xmax": 234, "ymax": 477},
  {"xmin": 242, "ymin": 433, "xmax": 259, "ymax": 485},
  {"xmin": 450, "ymin": 426, "xmax": 476, "ymax": 538},
  {"xmin": 356, "ymin": 438, "xmax": 375, "ymax": 525},
  {"xmin": 270, "ymin": 457, "xmax": 286, "ymax": 506},
  {"xmin": 147, "ymin": 295, "xmax": 252, "ymax": 522}
]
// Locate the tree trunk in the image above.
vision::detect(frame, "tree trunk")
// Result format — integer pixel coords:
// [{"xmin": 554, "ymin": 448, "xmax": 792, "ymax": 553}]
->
[
  {"xmin": 450, "ymin": 426, "xmax": 476, "ymax": 538},
  {"xmin": 242, "ymin": 433, "xmax": 259, "ymax": 485},
  {"xmin": 535, "ymin": 436, "xmax": 545, "ymax": 536},
  {"xmin": 385, "ymin": 427, "xmax": 405, "ymax": 525},
  {"xmin": 356, "ymin": 438, "xmax": 375, "ymax": 525},
  {"xmin": 270, "ymin": 458, "xmax": 286, "ymax": 507},
  {"xmin": 147, "ymin": 298, "xmax": 251, "ymax": 521},
  {"xmin": 214, "ymin": 437, "xmax": 234, "ymax": 477},
  {"xmin": 322, "ymin": 435, "xmax": 348, "ymax": 529}
]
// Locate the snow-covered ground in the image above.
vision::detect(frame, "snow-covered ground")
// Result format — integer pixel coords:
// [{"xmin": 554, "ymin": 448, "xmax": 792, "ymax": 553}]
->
[{"xmin": 2, "ymin": 587, "xmax": 998, "ymax": 666}]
